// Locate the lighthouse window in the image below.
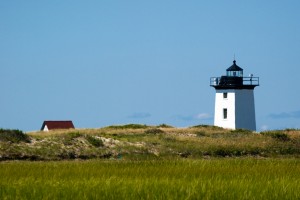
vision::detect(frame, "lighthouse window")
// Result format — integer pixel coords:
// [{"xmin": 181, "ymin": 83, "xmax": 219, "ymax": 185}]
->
[
  {"xmin": 223, "ymin": 93, "xmax": 228, "ymax": 99},
  {"xmin": 223, "ymin": 108, "xmax": 228, "ymax": 119}
]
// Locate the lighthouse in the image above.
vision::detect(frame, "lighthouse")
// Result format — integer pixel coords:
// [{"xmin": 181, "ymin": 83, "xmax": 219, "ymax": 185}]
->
[{"xmin": 210, "ymin": 60, "xmax": 259, "ymax": 131}]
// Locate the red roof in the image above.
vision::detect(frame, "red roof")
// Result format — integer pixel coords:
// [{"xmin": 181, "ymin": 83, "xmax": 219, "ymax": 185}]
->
[{"xmin": 41, "ymin": 121, "xmax": 75, "ymax": 131}]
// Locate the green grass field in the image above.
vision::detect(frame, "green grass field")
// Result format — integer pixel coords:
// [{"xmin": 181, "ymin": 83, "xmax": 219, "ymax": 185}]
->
[{"xmin": 1, "ymin": 159, "xmax": 300, "ymax": 199}]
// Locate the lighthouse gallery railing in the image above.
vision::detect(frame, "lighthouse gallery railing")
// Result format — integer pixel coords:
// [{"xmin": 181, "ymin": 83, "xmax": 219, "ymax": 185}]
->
[{"xmin": 210, "ymin": 77, "xmax": 259, "ymax": 87}]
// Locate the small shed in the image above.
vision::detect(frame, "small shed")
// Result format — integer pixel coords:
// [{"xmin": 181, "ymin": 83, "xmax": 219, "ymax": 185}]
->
[{"xmin": 41, "ymin": 121, "xmax": 75, "ymax": 131}]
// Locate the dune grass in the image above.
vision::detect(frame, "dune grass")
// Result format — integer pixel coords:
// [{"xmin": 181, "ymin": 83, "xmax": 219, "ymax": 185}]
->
[
  {"xmin": 1, "ymin": 125, "xmax": 300, "ymax": 160},
  {"xmin": 0, "ymin": 159, "xmax": 300, "ymax": 199}
]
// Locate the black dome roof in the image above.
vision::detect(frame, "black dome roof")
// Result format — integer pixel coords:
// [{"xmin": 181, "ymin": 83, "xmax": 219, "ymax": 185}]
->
[{"xmin": 226, "ymin": 60, "xmax": 243, "ymax": 71}]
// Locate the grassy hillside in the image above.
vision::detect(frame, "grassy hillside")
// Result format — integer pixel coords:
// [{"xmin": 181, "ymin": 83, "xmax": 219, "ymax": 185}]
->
[
  {"xmin": 1, "ymin": 125, "xmax": 300, "ymax": 161},
  {"xmin": 2, "ymin": 126, "xmax": 300, "ymax": 199}
]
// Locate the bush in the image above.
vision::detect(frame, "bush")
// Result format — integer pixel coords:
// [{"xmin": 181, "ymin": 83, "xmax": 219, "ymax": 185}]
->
[
  {"xmin": 273, "ymin": 133, "xmax": 289, "ymax": 141},
  {"xmin": 156, "ymin": 124, "xmax": 174, "ymax": 128},
  {"xmin": 85, "ymin": 135, "xmax": 104, "ymax": 147},
  {"xmin": 228, "ymin": 129, "xmax": 253, "ymax": 137},
  {"xmin": 285, "ymin": 128, "xmax": 299, "ymax": 131},
  {"xmin": 179, "ymin": 151, "xmax": 191, "ymax": 158},
  {"xmin": 191, "ymin": 125, "xmax": 224, "ymax": 130},
  {"xmin": 0, "ymin": 129, "xmax": 30, "ymax": 143},
  {"xmin": 62, "ymin": 132, "xmax": 82, "ymax": 145},
  {"xmin": 192, "ymin": 124, "xmax": 210, "ymax": 128},
  {"xmin": 213, "ymin": 149, "xmax": 230, "ymax": 157},
  {"xmin": 144, "ymin": 128, "xmax": 164, "ymax": 135},
  {"xmin": 230, "ymin": 129, "xmax": 253, "ymax": 134},
  {"xmin": 261, "ymin": 131, "xmax": 290, "ymax": 141},
  {"xmin": 206, "ymin": 129, "xmax": 252, "ymax": 138},
  {"xmin": 195, "ymin": 131, "xmax": 206, "ymax": 137},
  {"xmin": 106, "ymin": 124, "xmax": 149, "ymax": 129}
]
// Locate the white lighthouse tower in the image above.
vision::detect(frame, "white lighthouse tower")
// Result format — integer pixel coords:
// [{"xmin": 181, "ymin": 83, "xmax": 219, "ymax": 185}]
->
[{"xmin": 210, "ymin": 60, "xmax": 259, "ymax": 131}]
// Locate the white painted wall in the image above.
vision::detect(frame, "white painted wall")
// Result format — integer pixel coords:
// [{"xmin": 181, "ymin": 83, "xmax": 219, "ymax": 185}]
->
[
  {"xmin": 214, "ymin": 89, "xmax": 256, "ymax": 131},
  {"xmin": 214, "ymin": 90, "xmax": 236, "ymax": 129},
  {"xmin": 43, "ymin": 125, "xmax": 49, "ymax": 132}
]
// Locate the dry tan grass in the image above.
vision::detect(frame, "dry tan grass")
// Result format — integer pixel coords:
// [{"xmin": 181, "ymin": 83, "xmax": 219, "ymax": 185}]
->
[{"xmin": 4, "ymin": 125, "xmax": 299, "ymax": 161}]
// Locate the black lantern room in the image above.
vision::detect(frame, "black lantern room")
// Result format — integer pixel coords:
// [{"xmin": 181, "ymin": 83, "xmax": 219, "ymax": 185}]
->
[
  {"xmin": 210, "ymin": 60, "xmax": 259, "ymax": 89},
  {"xmin": 226, "ymin": 60, "xmax": 243, "ymax": 77}
]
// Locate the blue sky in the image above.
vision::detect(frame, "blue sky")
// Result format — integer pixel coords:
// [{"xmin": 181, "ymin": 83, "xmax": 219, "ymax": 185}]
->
[{"xmin": 1, "ymin": 1, "xmax": 300, "ymax": 131}]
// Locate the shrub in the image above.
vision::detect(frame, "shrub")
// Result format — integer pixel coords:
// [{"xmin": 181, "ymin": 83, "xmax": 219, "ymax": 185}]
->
[
  {"xmin": 285, "ymin": 128, "xmax": 299, "ymax": 131},
  {"xmin": 207, "ymin": 129, "xmax": 252, "ymax": 138},
  {"xmin": 144, "ymin": 128, "xmax": 164, "ymax": 135},
  {"xmin": 230, "ymin": 129, "xmax": 253, "ymax": 134},
  {"xmin": 191, "ymin": 125, "xmax": 224, "ymax": 130},
  {"xmin": 0, "ymin": 129, "xmax": 30, "ymax": 143},
  {"xmin": 273, "ymin": 133, "xmax": 290, "ymax": 141},
  {"xmin": 156, "ymin": 124, "xmax": 174, "ymax": 128},
  {"xmin": 106, "ymin": 124, "xmax": 149, "ymax": 129},
  {"xmin": 62, "ymin": 132, "xmax": 82, "ymax": 145},
  {"xmin": 85, "ymin": 135, "xmax": 104, "ymax": 147},
  {"xmin": 68, "ymin": 132, "xmax": 82, "ymax": 138},
  {"xmin": 213, "ymin": 149, "xmax": 230, "ymax": 157},
  {"xmin": 192, "ymin": 124, "xmax": 210, "ymax": 128},
  {"xmin": 261, "ymin": 131, "xmax": 290, "ymax": 141},
  {"xmin": 179, "ymin": 151, "xmax": 191, "ymax": 158},
  {"xmin": 228, "ymin": 129, "xmax": 253, "ymax": 137},
  {"xmin": 195, "ymin": 131, "xmax": 206, "ymax": 137}
]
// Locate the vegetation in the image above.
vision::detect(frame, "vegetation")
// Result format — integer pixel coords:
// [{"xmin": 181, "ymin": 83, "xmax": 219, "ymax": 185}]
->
[
  {"xmin": 1, "ymin": 125, "xmax": 300, "ymax": 199},
  {"xmin": 144, "ymin": 128, "xmax": 165, "ymax": 134},
  {"xmin": 0, "ymin": 129, "xmax": 30, "ymax": 143},
  {"xmin": 156, "ymin": 123, "xmax": 174, "ymax": 128},
  {"xmin": 1, "ymin": 124, "xmax": 300, "ymax": 161},
  {"xmin": 261, "ymin": 131, "xmax": 290, "ymax": 141},
  {"xmin": 85, "ymin": 135, "xmax": 104, "ymax": 147},
  {"xmin": 105, "ymin": 124, "xmax": 150, "ymax": 129},
  {"xmin": 0, "ymin": 159, "xmax": 300, "ymax": 199}
]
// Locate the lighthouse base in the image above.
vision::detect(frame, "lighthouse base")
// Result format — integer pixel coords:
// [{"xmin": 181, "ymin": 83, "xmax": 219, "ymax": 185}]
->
[{"xmin": 214, "ymin": 89, "xmax": 256, "ymax": 131}]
